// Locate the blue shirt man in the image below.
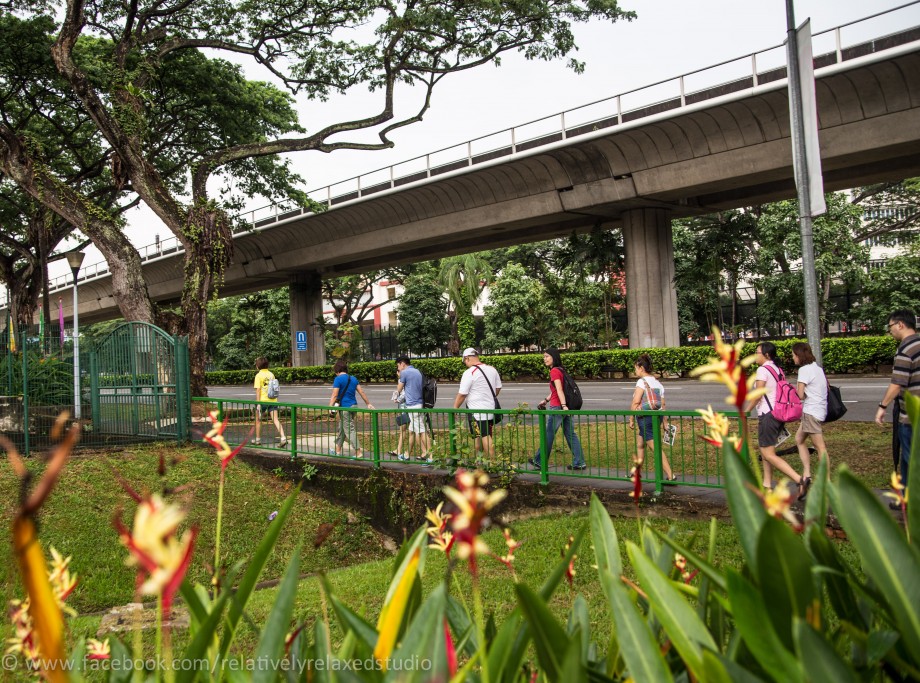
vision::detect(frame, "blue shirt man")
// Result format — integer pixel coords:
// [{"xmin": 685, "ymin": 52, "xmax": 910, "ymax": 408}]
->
[{"xmin": 395, "ymin": 355, "xmax": 430, "ymax": 460}]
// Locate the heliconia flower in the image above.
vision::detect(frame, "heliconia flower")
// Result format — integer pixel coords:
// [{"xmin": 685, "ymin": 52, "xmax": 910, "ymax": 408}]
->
[
  {"xmin": 629, "ymin": 458, "xmax": 642, "ymax": 504},
  {"xmin": 691, "ymin": 327, "xmax": 767, "ymax": 411},
  {"xmin": 883, "ymin": 472, "xmax": 909, "ymax": 510},
  {"xmin": 442, "ymin": 470, "xmax": 507, "ymax": 574},
  {"xmin": 425, "ymin": 502, "xmax": 455, "ymax": 554},
  {"xmin": 562, "ymin": 536, "xmax": 577, "ymax": 586},
  {"xmin": 203, "ymin": 410, "xmax": 252, "ymax": 471},
  {"xmin": 496, "ymin": 528, "xmax": 521, "ymax": 572},
  {"xmin": 6, "ymin": 598, "xmax": 40, "ymax": 668},
  {"xmin": 115, "ymin": 494, "xmax": 197, "ymax": 617},
  {"xmin": 444, "ymin": 618, "xmax": 457, "ymax": 677},
  {"xmin": 674, "ymin": 553, "xmax": 687, "ymax": 572},
  {"xmin": 749, "ymin": 480, "xmax": 802, "ymax": 531},
  {"xmin": 48, "ymin": 548, "xmax": 77, "ymax": 607},
  {"xmin": 86, "ymin": 638, "xmax": 110, "ymax": 660}
]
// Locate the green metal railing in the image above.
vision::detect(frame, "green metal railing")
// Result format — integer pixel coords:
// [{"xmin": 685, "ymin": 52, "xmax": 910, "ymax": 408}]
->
[{"xmin": 194, "ymin": 398, "xmax": 740, "ymax": 494}]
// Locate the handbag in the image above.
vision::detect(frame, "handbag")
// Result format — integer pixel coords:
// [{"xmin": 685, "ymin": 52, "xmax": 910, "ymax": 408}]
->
[
  {"xmin": 474, "ymin": 365, "xmax": 502, "ymax": 424},
  {"xmin": 821, "ymin": 368, "xmax": 847, "ymax": 423}
]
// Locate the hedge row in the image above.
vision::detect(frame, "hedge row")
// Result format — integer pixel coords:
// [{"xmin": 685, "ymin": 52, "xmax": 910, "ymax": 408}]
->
[{"xmin": 205, "ymin": 335, "xmax": 898, "ymax": 385}]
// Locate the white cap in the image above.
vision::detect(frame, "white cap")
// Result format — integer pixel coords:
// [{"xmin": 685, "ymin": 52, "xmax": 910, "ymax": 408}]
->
[{"xmin": 462, "ymin": 347, "xmax": 479, "ymax": 358}]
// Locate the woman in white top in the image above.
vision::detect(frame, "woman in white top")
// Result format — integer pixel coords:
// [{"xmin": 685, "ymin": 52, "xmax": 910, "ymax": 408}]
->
[
  {"xmin": 628, "ymin": 354, "xmax": 676, "ymax": 482},
  {"xmin": 792, "ymin": 341, "xmax": 829, "ymax": 481},
  {"xmin": 745, "ymin": 342, "xmax": 811, "ymax": 499}
]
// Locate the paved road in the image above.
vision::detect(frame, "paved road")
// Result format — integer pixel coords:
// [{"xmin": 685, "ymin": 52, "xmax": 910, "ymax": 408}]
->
[{"xmin": 207, "ymin": 376, "xmax": 893, "ymax": 423}]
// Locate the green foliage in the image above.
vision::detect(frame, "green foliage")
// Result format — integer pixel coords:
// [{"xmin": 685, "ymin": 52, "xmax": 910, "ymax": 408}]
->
[
  {"xmin": 483, "ymin": 263, "xmax": 552, "ymax": 351},
  {"xmin": 209, "ymin": 288, "xmax": 290, "ymax": 370},
  {"xmin": 853, "ymin": 244, "xmax": 920, "ymax": 331},
  {"xmin": 396, "ymin": 277, "xmax": 450, "ymax": 354},
  {"xmin": 0, "ymin": 347, "xmax": 73, "ymax": 405}
]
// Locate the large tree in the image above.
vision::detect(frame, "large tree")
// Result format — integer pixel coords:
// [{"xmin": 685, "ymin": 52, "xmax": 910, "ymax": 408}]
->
[
  {"xmin": 437, "ymin": 252, "xmax": 492, "ymax": 355},
  {"xmin": 0, "ymin": 0, "xmax": 635, "ymax": 396}
]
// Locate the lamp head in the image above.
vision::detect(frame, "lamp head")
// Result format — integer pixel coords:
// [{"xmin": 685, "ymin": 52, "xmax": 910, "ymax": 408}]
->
[{"xmin": 65, "ymin": 251, "xmax": 85, "ymax": 273}]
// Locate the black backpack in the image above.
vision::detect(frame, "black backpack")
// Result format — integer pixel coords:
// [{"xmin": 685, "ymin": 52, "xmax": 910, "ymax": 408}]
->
[
  {"xmin": 560, "ymin": 368, "xmax": 583, "ymax": 410},
  {"xmin": 422, "ymin": 374, "xmax": 438, "ymax": 408}
]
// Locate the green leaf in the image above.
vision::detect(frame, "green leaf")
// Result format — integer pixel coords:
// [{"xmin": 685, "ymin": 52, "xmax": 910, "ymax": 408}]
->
[
  {"xmin": 804, "ymin": 526, "xmax": 867, "ymax": 629},
  {"xmin": 326, "ymin": 589, "xmax": 380, "ymax": 651},
  {"xmin": 388, "ymin": 583, "xmax": 448, "ymax": 682},
  {"xmin": 601, "ymin": 570, "xmax": 674, "ymax": 683},
  {"xmin": 627, "ymin": 541, "xmax": 718, "ymax": 679},
  {"xmin": 382, "ymin": 527, "xmax": 427, "ymax": 607},
  {"xmin": 218, "ymin": 484, "xmax": 301, "ymax": 663},
  {"xmin": 567, "ymin": 594, "xmax": 591, "ymax": 663},
  {"xmin": 793, "ymin": 618, "xmax": 860, "ymax": 683},
  {"xmin": 725, "ymin": 569, "xmax": 802, "ymax": 682},
  {"xmin": 755, "ymin": 517, "xmax": 818, "ymax": 649},
  {"xmin": 559, "ymin": 631, "xmax": 589, "ymax": 683},
  {"xmin": 723, "ymin": 443, "xmax": 767, "ymax": 566},
  {"xmin": 590, "ymin": 493, "xmax": 622, "ymax": 578},
  {"xmin": 803, "ymin": 452, "xmax": 829, "ymax": 529},
  {"xmin": 253, "ymin": 547, "xmax": 301, "ymax": 683},
  {"xmin": 515, "ymin": 583, "xmax": 570, "ymax": 680},
  {"xmin": 906, "ymin": 392, "xmax": 920, "ymax": 543},
  {"xmin": 176, "ymin": 578, "xmax": 235, "ymax": 683},
  {"xmin": 832, "ymin": 467, "xmax": 920, "ymax": 664},
  {"xmin": 699, "ymin": 649, "xmax": 733, "ymax": 683},
  {"xmin": 445, "ymin": 594, "xmax": 477, "ymax": 657},
  {"xmin": 108, "ymin": 637, "xmax": 133, "ymax": 683},
  {"xmin": 866, "ymin": 630, "xmax": 900, "ymax": 665}
]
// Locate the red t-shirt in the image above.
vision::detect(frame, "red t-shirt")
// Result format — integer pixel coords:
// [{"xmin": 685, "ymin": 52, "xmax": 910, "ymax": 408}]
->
[{"xmin": 549, "ymin": 367, "xmax": 564, "ymax": 407}]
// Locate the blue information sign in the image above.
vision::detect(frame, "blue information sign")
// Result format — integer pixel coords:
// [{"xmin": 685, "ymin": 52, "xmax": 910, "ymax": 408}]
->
[{"xmin": 295, "ymin": 330, "xmax": 308, "ymax": 351}]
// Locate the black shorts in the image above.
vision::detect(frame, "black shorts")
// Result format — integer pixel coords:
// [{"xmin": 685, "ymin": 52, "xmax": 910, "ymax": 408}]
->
[
  {"xmin": 757, "ymin": 412, "xmax": 785, "ymax": 448},
  {"xmin": 467, "ymin": 414, "xmax": 495, "ymax": 438}
]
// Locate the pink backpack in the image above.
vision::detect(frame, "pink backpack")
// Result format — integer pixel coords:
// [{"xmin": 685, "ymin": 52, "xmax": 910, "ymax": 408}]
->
[{"xmin": 763, "ymin": 365, "xmax": 803, "ymax": 423}]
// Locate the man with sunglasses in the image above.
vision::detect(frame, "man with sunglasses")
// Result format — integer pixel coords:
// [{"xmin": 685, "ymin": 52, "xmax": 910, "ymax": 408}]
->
[{"xmin": 876, "ymin": 309, "xmax": 920, "ymax": 490}]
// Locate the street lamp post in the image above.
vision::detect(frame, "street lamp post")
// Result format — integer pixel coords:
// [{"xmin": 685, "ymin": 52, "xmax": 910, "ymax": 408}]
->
[{"xmin": 66, "ymin": 251, "xmax": 85, "ymax": 420}]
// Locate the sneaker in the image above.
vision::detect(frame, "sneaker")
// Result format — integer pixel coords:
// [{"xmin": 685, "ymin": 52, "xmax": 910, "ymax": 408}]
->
[
  {"xmin": 397, "ymin": 454, "xmax": 410, "ymax": 462},
  {"xmin": 328, "ymin": 449, "xmax": 341, "ymax": 456},
  {"xmin": 797, "ymin": 476, "xmax": 813, "ymax": 501},
  {"xmin": 422, "ymin": 457, "xmax": 434, "ymax": 466},
  {"xmin": 663, "ymin": 476, "xmax": 679, "ymax": 486},
  {"xmin": 279, "ymin": 439, "xmax": 288, "ymax": 448},
  {"xmin": 252, "ymin": 439, "xmax": 261, "ymax": 445},
  {"xmin": 528, "ymin": 458, "xmax": 541, "ymax": 469},
  {"xmin": 566, "ymin": 464, "xmax": 587, "ymax": 471}
]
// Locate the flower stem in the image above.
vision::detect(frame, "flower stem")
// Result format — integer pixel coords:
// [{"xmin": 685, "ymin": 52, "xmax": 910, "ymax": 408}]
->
[
  {"xmin": 472, "ymin": 574, "xmax": 490, "ymax": 683},
  {"xmin": 156, "ymin": 600, "xmax": 163, "ymax": 683},
  {"xmin": 214, "ymin": 468, "xmax": 225, "ymax": 592}
]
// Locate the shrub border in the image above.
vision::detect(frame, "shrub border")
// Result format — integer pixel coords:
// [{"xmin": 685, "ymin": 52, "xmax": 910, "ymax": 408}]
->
[{"xmin": 206, "ymin": 335, "xmax": 896, "ymax": 385}]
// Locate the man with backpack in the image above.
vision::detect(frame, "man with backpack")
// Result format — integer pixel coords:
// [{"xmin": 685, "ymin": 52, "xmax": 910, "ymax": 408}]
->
[
  {"xmin": 454, "ymin": 348, "xmax": 502, "ymax": 464},
  {"xmin": 745, "ymin": 342, "xmax": 811, "ymax": 500},
  {"xmin": 253, "ymin": 357, "xmax": 287, "ymax": 448},
  {"xmin": 396, "ymin": 356, "xmax": 431, "ymax": 463}
]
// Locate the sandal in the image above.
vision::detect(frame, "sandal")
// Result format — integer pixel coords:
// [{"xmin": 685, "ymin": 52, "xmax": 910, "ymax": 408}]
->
[
  {"xmin": 797, "ymin": 476, "xmax": 812, "ymax": 501},
  {"xmin": 663, "ymin": 476, "xmax": 679, "ymax": 485}
]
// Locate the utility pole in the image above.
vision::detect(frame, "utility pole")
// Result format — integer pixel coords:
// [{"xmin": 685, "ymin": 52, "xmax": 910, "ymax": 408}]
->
[{"xmin": 785, "ymin": 0, "xmax": 826, "ymax": 363}]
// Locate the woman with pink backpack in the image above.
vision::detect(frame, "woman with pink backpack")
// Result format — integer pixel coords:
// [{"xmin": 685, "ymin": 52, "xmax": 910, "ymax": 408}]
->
[{"xmin": 746, "ymin": 341, "xmax": 812, "ymax": 500}]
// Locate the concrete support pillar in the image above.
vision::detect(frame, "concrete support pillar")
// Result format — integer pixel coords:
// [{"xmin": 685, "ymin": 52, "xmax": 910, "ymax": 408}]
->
[
  {"xmin": 623, "ymin": 208, "xmax": 681, "ymax": 349},
  {"xmin": 290, "ymin": 271, "xmax": 325, "ymax": 367}
]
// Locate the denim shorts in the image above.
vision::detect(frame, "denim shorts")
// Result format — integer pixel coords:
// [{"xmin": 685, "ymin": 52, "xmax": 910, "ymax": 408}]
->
[{"xmin": 636, "ymin": 415, "xmax": 661, "ymax": 442}]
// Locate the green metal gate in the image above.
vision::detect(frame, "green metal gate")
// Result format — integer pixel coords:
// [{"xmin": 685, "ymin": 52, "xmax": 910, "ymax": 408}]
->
[{"xmin": 88, "ymin": 322, "xmax": 190, "ymax": 444}]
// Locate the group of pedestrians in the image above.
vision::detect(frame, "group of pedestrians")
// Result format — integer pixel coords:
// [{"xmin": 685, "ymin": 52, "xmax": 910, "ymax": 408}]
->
[{"xmin": 249, "ymin": 308, "xmax": 918, "ymax": 501}]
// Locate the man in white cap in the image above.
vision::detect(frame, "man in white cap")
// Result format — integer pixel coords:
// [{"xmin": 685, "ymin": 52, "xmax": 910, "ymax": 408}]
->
[{"xmin": 454, "ymin": 348, "xmax": 502, "ymax": 464}]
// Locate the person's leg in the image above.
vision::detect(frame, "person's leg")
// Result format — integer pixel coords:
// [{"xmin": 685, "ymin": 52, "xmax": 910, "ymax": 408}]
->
[
  {"xmin": 346, "ymin": 412, "xmax": 362, "ymax": 457},
  {"xmin": 534, "ymin": 413, "xmax": 561, "ymax": 466},
  {"xmin": 271, "ymin": 408, "xmax": 286, "ymax": 444},
  {"xmin": 562, "ymin": 415, "xmax": 586, "ymax": 468},
  {"xmin": 899, "ymin": 423, "xmax": 912, "ymax": 484},
  {"xmin": 334, "ymin": 414, "xmax": 346, "ymax": 453},
  {"xmin": 395, "ymin": 425, "xmax": 405, "ymax": 455},
  {"xmin": 655, "ymin": 417, "xmax": 674, "ymax": 479},
  {"xmin": 254, "ymin": 406, "xmax": 262, "ymax": 444},
  {"xmin": 482, "ymin": 420, "xmax": 496, "ymax": 462},
  {"xmin": 795, "ymin": 423, "xmax": 811, "ymax": 479}
]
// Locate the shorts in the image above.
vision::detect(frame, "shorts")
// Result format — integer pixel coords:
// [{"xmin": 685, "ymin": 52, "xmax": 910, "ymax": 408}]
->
[
  {"xmin": 258, "ymin": 403, "xmax": 278, "ymax": 414},
  {"xmin": 407, "ymin": 405, "xmax": 426, "ymax": 434},
  {"xmin": 757, "ymin": 412, "xmax": 785, "ymax": 448},
  {"xmin": 636, "ymin": 415, "xmax": 661, "ymax": 442},
  {"xmin": 467, "ymin": 414, "xmax": 495, "ymax": 438},
  {"xmin": 796, "ymin": 413, "xmax": 824, "ymax": 436}
]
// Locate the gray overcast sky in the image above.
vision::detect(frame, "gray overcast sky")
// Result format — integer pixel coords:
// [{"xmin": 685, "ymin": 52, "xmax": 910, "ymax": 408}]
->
[{"xmin": 56, "ymin": 0, "xmax": 919, "ymax": 279}]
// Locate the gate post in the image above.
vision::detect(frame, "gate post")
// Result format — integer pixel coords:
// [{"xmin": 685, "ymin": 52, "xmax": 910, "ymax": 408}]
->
[
  {"xmin": 90, "ymin": 352, "xmax": 100, "ymax": 436},
  {"xmin": 175, "ymin": 336, "xmax": 190, "ymax": 442},
  {"xmin": 21, "ymin": 331, "xmax": 30, "ymax": 456}
]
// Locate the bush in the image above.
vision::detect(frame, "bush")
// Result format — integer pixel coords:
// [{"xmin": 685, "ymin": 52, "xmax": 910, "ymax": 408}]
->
[{"xmin": 206, "ymin": 336, "xmax": 897, "ymax": 385}]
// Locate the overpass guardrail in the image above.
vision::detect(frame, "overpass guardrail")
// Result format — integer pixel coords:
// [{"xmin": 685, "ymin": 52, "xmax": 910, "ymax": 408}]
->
[
  {"xmin": 194, "ymin": 397, "xmax": 743, "ymax": 495},
  {"xmin": 22, "ymin": 0, "xmax": 920, "ymax": 307}
]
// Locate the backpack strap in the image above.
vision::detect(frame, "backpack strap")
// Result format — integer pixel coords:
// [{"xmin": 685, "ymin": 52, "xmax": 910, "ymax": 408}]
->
[
  {"xmin": 473, "ymin": 365, "xmax": 500, "ymax": 409},
  {"xmin": 762, "ymin": 363, "xmax": 783, "ymax": 410}
]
